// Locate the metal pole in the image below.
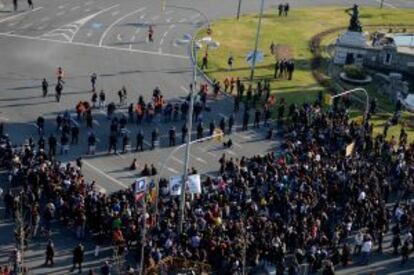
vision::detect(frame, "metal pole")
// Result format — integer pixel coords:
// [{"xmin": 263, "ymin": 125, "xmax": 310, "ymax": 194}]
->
[
  {"xmin": 178, "ymin": 46, "xmax": 197, "ymax": 234},
  {"xmin": 380, "ymin": 0, "xmax": 384, "ymax": 9},
  {"xmin": 237, "ymin": 0, "xmax": 242, "ymax": 20},
  {"xmin": 249, "ymin": 0, "xmax": 265, "ymax": 83},
  {"xmin": 20, "ymin": 192, "xmax": 24, "ymax": 275},
  {"xmin": 139, "ymin": 194, "xmax": 147, "ymax": 275},
  {"xmin": 331, "ymin": 87, "xmax": 369, "ymax": 118}
]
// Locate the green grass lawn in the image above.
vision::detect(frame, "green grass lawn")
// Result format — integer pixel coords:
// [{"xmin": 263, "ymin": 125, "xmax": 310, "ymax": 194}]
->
[
  {"xmin": 197, "ymin": 6, "xmax": 414, "ymax": 142},
  {"xmin": 197, "ymin": 6, "xmax": 414, "ymax": 99}
]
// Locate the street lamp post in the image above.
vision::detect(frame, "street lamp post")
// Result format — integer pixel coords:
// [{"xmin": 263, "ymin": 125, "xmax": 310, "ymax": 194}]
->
[
  {"xmin": 249, "ymin": 0, "xmax": 265, "ymax": 83},
  {"xmin": 237, "ymin": 0, "xmax": 242, "ymax": 20}
]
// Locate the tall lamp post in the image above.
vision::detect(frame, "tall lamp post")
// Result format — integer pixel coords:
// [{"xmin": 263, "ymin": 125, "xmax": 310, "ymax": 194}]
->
[
  {"xmin": 249, "ymin": 0, "xmax": 265, "ymax": 83},
  {"xmin": 176, "ymin": 35, "xmax": 219, "ymax": 234}
]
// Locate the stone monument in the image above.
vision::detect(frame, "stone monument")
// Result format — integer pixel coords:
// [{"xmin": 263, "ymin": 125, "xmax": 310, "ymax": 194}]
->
[{"xmin": 334, "ymin": 4, "xmax": 367, "ymax": 65}]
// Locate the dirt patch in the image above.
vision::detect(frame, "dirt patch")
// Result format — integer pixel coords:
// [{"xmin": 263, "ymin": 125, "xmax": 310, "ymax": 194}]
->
[{"xmin": 274, "ymin": 44, "xmax": 294, "ymax": 60}]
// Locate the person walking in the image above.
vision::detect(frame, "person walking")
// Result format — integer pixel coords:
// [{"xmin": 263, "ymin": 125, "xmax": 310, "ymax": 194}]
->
[
  {"xmin": 359, "ymin": 235, "xmax": 372, "ymax": 265},
  {"xmin": 287, "ymin": 60, "xmax": 295, "ymax": 80},
  {"xmin": 99, "ymin": 90, "xmax": 106, "ymax": 109},
  {"xmin": 278, "ymin": 3, "xmax": 283, "ymax": 16},
  {"xmin": 71, "ymin": 243, "xmax": 84, "ymax": 274},
  {"xmin": 227, "ymin": 54, "xmax": 234, "ymax": 71},
  {"xmin": 201, "ymin": 52, "xmax": 208, "ymax": 70},
  {"xmin": 122, "ymin": 134, "xmax": 130, "ymax": 153},
  {"xmin": 242, "ymin": 110, "xmax": 249, "ymax": 131},
  {"xmin": 36, "ymin": 116, "xmax": 45, "ymax": 135},
  {"xmin": 151, "ymin": 128, "xmax": 159, "ymax": 150},
  {"xmin": 55, "ymin": 82, "xmax": 63, "ymax": 102},
  {"xmin": 228, "ymin": 114, "xmax": 234, "ymax": 133},
  {"xmin": 90, "ymin": 73, "xmax": 97, "ymax": 92},
  {"xmin": 274, "ymin": 60, "xmax": 280, "ymax": 79},
  {"xmin": 71, "ymin": 125, "xmax": 79, "ymax": 145},
  {"xmin": 169, "ymin": 126, "xmax": 176, "ymax": 147},
  {"xmin": 48, "ymin": 134, "xmax": 57, "ymax": 156},
  {"xmin": 181, "ymin": 123, "xmax": 188, "ymax": 144},
  {"xmin": 197, "ymin": 122, "xmax": 204, "ymax": 140},
  {"xmin": 254, "ymin": 109, "xmax": 261, "ymax": 128},
  {"xmin": 44, "ymin": 240, "xmax": 54, "ymax": 267},
  {"xmin": 108, "ymin": 133, "xmax": 118, "ymax": 154},
  {"xmin": 209, "ymin": 121, "xmax": 215, "ymax": 136},
  {"xmin": 42, "ymin": 78, "xmax": 48, "ymax": 97},
  {"xmin": 283, "ymin": 2, "xmax": 290, "ymax": 16},
  {"xmin": 136, "ymin": 130, "xmax": 144, "ymax": 151},
  {"xmin": 13, "ymin": 0, "xmax": 18, "ymax": 11},
  {"xmin": 87, "ymin": 132, "xmax": 96, "ymax": 155},
  {"xmin": 401, "ymin": 241, "xmax": 410, "ymax": 265},
  {"xmin": 148, "ymin": 25, "xmax": 154, "ymax": 42},
  {"xmin": 27, "ymin": 0, "xmax": 33, "ymax": 9}
]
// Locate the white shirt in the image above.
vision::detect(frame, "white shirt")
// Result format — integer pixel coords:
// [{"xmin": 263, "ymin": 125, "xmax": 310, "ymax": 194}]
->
[{"xmin": 361, "ymin": 240, "xmax": 372, "ymax": 253}]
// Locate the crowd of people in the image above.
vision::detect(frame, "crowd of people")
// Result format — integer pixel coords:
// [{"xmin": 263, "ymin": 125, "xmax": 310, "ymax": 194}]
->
[{"xmin": 1, "ymin": 72, "xmax": 413, "ymax": 274}]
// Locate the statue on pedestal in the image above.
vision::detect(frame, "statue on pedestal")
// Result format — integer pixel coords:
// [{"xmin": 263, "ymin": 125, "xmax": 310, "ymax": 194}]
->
[{"xmin": 345, "ymin": 4, "xmax": 362, "ymax": 32}]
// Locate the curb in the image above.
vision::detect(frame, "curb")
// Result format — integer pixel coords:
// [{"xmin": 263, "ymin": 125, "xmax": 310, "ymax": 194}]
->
[{"xmin": 189, "ymin": 25, "xmax": 233, "ymax": 100}]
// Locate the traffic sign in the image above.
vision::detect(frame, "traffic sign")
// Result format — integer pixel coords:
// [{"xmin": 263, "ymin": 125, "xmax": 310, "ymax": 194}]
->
[{"xmin": 246, "ymin": 50, "xmax": 264, "ymax": 67}]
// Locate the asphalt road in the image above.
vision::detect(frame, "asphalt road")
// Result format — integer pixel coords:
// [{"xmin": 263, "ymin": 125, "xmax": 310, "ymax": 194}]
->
[{"xmin": 0, "ymin": 0, "xmax": 413, "ymax": 274}]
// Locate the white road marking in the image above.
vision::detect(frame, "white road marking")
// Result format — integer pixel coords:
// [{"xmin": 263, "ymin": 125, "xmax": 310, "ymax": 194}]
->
[
  {"xmin": 117, "ymin": 33, "xmax": 122, "ymax": 41},
  {"xmin": 178, "ymin": 18, "xmax": 186, "ymax": 23},
  {"xmin": 116, "ymin": 152, "xmax": 126, "ymax": 159},
  {"xmin": 190, "ymin": 14, "xmax": 200, "ymax": 20},
  {"xmin": 180, "ymin": 86, "xmax": 188, "ymax": 92},
  {"xmin": 92, "ymin": 119, "xmax": 99, "ymax": 126},
  {"xmin": 0, "ymin": 6, "xmax": 43, "ymax": 24},
  {"xmin": 58, "ymin": 5, "xmax": 65, "ymax": 9},
  {"xmin": 225, "ymin": 150, "xmax": 237, "ymax": 156},
  {"xmin": 99, "ymin": 6, "xmax": 146, "ymax": 47},
  {"xmin": 83, "ymin": 160, "xmax": 128, "ymax": 188},
  {"xmin": 169, "ymin": 24, "xmax": 175, "ymax": 30},
  {"xmin": 70, "ymin": 6, "xmax": 80, "ymax": 11},
  {"xmin": 0, "ymin": 116, "xmax": 9, "ymax": 121},
  {"xmin": 171, "ymin": 156, "xmax": 184, "ymax": 165},
  {"xmin": 234, "ymin": 132, "xmax": 249, "ymax": 140},
  {"xmin": 143, "ymin": 140, "xmax": 151, "ymax": 146},
  {"xmin": 190, "ymin": 153, "xmax": 207, "ymax": 164},
  {"xmin": 135, "ymin": 28, "xmax": 140, "ymax": 34},
  {"xmin": 140, "ymin": 14, "xmax": 145, "ymax": 19},
  {"xmin": 85, "ymin": 8, "xmax": 91, "ymax": 12},
  {"xmin": 40, "ymin": 17, "xmax": 50, "ymax": 22},
  {"xmin": 160, "ymin": 31, "xmax": 168, "ymax": 45},
  {"xmin": 166, "ymin": 17, "xmax": 172, "ymax": 23},
  {"xmin": 56, "ymin": 11, "xmax": 65, "ymax": 16},
  {"xmin": 151, "ymin": 15, "xmax": 159, "ymax": 21},
  {"xmin": 43, "ymin": 5, "xmax": 119, "ymax": 43},
  {"xmin": 21, "ymin": 23, "xmax": 33, "ymax": 29},
  {"xmin": 129, "ymin": 34, "xmax": 135, "ymax": 49},
  {"xmin": 86, "ymin": 31, "xmax": 93, "ymax": 37},
  {"xmin": 233, "ymin": 142, "xmax": 242, "ymax": 148},
  {"xmin": 0, "ymin": 31, "xmax": 188, "ymax": 59},
  {"xmin": 111, "ymin": 10, "xmax": 120, "ymax": 16},
  {"xmin": 165, "ymin": 10, "xmax": 174, "ymax": 15},
  {"xmin": 166, "ymin": 166, "xmax": 179, "ymax": 174}
]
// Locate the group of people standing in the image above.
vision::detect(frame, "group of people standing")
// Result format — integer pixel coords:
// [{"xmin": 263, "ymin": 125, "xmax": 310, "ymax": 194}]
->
[{"xmin": 274, "ymin": 59, "xmax": 295, "ymax": 80}]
